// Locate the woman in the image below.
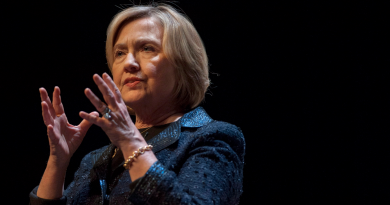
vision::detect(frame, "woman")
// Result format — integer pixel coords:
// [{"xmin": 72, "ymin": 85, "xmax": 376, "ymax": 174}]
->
[{"xmin": 30, "ymin": 3, "xmax": 245, "ymax": 205}]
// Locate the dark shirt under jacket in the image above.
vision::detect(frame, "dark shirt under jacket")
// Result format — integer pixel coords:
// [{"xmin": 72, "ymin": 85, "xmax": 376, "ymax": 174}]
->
[{"xmin": 29, "ymin": 107, "xmax": 246, "ymax": 205}]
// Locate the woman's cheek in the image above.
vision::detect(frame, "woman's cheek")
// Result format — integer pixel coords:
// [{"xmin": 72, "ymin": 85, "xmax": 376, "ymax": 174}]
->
[
  {"xmin": 115, "ymin": 81, "xmax": 122, "ymax": 91},
  {"xmin": 112, "ymin": 72, "xmax": 121, "ymax": 90}
]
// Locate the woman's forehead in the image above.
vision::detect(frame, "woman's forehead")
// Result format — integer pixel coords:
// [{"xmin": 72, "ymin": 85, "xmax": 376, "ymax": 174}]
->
[{"xmin": 116, "ymin": 17, "xmax": 163, "ymax": 42}]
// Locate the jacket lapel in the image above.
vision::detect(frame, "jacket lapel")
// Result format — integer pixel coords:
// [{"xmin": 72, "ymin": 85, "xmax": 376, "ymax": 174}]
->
[
  {"xmin": 148, "ymin": 106, "xmax": 213, "ymax": 153},
  {"xmin": 92, "ymin": 143, "xmax": 115, "ymax": 180},
  {"xmin": 147, "ymin": 121, "xmax": 181, "ymax": 153},
  {"xmin": 90, "ymin": 144, "xmax": 116, "ymax": 204}
]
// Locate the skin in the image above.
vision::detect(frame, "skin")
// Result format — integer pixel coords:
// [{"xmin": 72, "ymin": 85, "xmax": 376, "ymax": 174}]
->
[
  {"xmin": 37, "ymin": 17, "xmax": 183, "ymax": 199},
  {"xmin": 111, "ymin": 17, "xmax": 183, "ymax": 128}
]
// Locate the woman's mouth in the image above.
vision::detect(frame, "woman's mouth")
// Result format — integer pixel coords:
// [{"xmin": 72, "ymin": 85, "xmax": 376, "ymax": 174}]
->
[
  {"xmin": 125, "ymin": 81, "xmax": 141, "ymax": 87},
  {"xmin": 124, "ymin": 77, "xmax": 143, "ymax": 88}
]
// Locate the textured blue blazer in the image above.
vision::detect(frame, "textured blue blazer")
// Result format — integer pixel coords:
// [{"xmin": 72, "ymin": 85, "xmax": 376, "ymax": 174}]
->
[{"xmin": 30, "ymin": 107, "xmax": 245, "ymax": 205}]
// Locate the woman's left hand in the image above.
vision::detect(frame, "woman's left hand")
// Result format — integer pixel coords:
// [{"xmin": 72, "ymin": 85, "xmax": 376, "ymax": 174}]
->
[{"xmin": 79, "ymin": 73, "xmax": 141, "ymax": 150}]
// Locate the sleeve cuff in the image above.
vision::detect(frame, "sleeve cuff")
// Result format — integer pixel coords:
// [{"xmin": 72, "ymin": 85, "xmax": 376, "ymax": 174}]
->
[
  {"xmin": 29, "ymin": 186, "xmax": 67, "ymax": 205},
  {"xmin": 128, "ymin": 161, "xmax": 168, "ymax": 204}
]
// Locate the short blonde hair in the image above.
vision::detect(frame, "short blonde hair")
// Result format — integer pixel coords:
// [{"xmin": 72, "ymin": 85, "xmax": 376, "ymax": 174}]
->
[{"xmin": 106, "ymin": 4, "xmax": 209, "ymax": 112}]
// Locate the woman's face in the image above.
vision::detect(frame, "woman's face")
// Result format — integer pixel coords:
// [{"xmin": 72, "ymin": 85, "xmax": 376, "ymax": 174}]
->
[{"xmin": 111, "ymin": 17, "xmax": 176, "ymax": 111}]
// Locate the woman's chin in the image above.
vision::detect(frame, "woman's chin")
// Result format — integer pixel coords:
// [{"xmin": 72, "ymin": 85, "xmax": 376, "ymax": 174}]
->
[
  {"xmin": 122, "ymin": 92, "xmax": 142, "ymax": 102},
  {"xmin": 123, "ymin": 97, "xmax": 144, "ymax": 109}
]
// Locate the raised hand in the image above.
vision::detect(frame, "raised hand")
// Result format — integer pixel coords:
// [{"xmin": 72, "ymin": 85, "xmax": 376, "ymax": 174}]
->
[
  {"xmin": 40, "ymin": 87, "xmax": 98, "ymax": 167},
  {"xmin": 80, "ymin": 73, "xmax": 158, "ymax": 182},
  {"xmin": 79, "ymin": 73, "xmax": 143, "ymax": 151}
]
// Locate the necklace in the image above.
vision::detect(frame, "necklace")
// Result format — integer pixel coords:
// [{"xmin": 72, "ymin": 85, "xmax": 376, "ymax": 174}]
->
[{"xmin": 112, "ymin": 126, "xmax": 153, "ymax": 159}]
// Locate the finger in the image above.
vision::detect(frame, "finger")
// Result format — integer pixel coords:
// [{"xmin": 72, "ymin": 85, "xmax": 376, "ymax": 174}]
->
[
  {"xmin": 93, "ymin": 74, "xmax": 118, "ymax": 109},
  {"xmin": 84, "ymin": 88, "xmax": 107, "ymax": 113},
  {"xmin": 52, "ymin": 86, "xmax": 65, "ymax": 116},
  {"xmin": 102, "ymin": 73, "xmax": 123, "ymax": 103},
  {"xmin": 39, "ymin": 88, "xmax": 56, "ymax": 118},
  {"xmin": 79, "ymin": 111, "xmax": 109, "ymax": 128},
  {"xmin": 41, "ymin": 101, "xmax": 54, "ymax": 126},
  {"xmin": 78, "ymin": 111, "xmax": 100, "ymax": 135},
  {"xmin": 47, "ymin": 125, "xmax": 60, "ymax": 145}
]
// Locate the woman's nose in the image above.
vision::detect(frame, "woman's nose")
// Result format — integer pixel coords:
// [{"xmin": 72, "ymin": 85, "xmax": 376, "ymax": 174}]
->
[{"xmin": 123, "ymin": 53, "xmax": 140, "ymax": 73}]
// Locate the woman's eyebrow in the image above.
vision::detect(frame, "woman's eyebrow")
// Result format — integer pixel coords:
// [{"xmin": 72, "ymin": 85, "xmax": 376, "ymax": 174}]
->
[
  {"xmin": 113, "ymin": 37, "xmax": 161, "ymax": 52},
  {"xmin": 134, "ymin": 37, "xmax": 160, "ymax": 47},
  {"xmin": 113, "ymin": 43, "xmax": 127, "ymax": 51}
]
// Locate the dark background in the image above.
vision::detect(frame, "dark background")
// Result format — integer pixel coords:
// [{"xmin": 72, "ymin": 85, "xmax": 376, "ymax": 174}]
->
[{"xmin": 3, "ymin": 0, "xmax": 389, "ymax": 204}]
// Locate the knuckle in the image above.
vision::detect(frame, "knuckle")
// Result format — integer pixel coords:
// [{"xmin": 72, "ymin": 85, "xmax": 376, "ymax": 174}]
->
[
  {"xmin": 98, "ymin": 103, "xmax": 105, "ymax": 110},
  {"xmin": 107, "ymin": 92, "xmax": 114, "ymax": 99},
  {"xmin": 89, "ymin": 114, "xmax": 97, "ymax": 122}
]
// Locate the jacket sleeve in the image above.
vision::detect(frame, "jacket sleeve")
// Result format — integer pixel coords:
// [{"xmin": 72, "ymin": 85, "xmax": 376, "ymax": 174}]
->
[
  {"xmin": 128, "ymin": 121, "xmax": 246, "ymax": 205},
  {"xmin": 29, "ymin": 186, "xmax": 67, "ymax": 205},
  {"xmin": 29, "ymin": 146, "xmax": 106, "ymax": 205}
]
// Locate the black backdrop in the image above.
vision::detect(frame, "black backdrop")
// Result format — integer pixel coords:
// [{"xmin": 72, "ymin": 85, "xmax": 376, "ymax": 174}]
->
[{"xmin": 4, "ymin": 1, "xmax": 389, "ymax": 204}]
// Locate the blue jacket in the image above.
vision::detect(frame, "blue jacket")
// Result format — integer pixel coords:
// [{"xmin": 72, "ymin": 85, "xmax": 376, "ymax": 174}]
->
[{"xmin": 30, "ymin": 107, "xmax": 245, "ymax": 205}]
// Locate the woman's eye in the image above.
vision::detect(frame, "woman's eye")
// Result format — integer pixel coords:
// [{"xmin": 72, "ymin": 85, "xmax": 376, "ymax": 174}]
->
[
  {"xmin": 142, "ymin": 46, "xmax": 154, "ymax": 52},
  {"xmin": 115, "ymin": 51, "xmax": 124, "ymax": 57}
]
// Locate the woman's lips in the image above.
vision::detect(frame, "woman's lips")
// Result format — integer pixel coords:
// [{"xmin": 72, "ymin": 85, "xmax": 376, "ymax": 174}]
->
[
  {"xmin": 125, "ymin": 81, "xmax": 141, "ymax": 88},
  {"xmin": 124, "ymin": 77, "xmax": 142, "ymax": 88}
]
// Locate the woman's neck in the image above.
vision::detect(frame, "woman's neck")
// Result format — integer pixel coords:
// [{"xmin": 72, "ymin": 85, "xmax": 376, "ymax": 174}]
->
[{"xmin": 134, "ymin": 108, "xmax": 184, "ymax": 129}]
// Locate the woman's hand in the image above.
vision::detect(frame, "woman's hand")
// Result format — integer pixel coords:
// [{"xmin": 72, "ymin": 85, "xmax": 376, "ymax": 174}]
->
[
  {"xmin": 80, "ymin": 73, "xmax": 157, "ymax": 181},
  {"xmin": 38, "ymin": 87, "xmax": 98, "ymax": 199},
  {"xmin": 40, "ymin": 87, "xmax": 98, "ymax": 167},
  {"xmin": 79, "ymin": 73, "xmax": 143, "ymax": 150}
]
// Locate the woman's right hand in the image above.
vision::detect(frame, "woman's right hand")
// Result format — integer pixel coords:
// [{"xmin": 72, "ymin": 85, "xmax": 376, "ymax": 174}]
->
[{"xmin": 40, "ymin": 87, "xmax": 98, "ymax": 168}]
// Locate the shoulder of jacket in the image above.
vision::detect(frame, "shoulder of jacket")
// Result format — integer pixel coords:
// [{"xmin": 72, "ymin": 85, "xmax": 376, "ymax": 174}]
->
[
  {"xmin": 201, "ymin": 120, "xmax": 244, "ymax": 137},
  {"xmin": 190, "ymin": 120, "xmax": 246, "ymax": 162},
  {"xmin": 190, "ymin": 120, "xmax": 245, "ymax": 149}
]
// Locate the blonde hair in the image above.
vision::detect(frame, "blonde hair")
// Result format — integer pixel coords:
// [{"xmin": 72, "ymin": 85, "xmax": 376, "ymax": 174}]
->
[{"xmin": 106, "ymin": 4, "xmax": 209, "ymax": 113}]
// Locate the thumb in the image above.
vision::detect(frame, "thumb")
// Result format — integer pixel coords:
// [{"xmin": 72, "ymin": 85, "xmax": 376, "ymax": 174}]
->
[{"xmin": 79, "ymin": 111, "xmax": 99, "ymax": 134}]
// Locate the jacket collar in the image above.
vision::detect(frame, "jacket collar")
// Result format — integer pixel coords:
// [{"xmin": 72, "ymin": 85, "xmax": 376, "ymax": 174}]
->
[
  {"xmin": 147, "ymin": 106, "xmax": 213, "ymax": 153},
  {"xmin": 180, "ymin": 106, "xmax": 213, "ymax": 128}
]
